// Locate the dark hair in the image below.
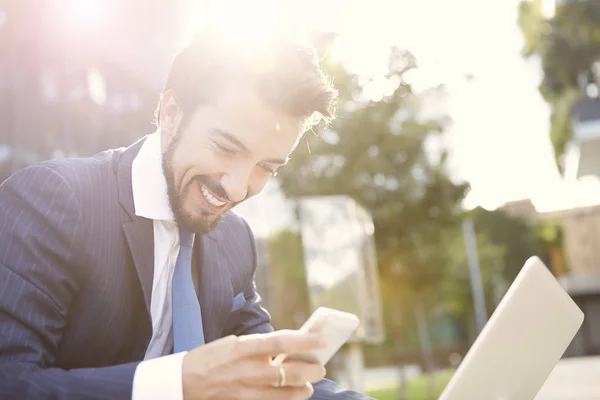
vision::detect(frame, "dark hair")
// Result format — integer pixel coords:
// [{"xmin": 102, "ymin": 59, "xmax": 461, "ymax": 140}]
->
[{"xmin": 155, "ymin": 29, "xmax": 338, "ymax": 131}]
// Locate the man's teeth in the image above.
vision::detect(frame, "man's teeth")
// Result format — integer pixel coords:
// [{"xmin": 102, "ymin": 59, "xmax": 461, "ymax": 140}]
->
[{"xmin": 201, "ymin": 185, "xmax": 226, "ymax": 207}]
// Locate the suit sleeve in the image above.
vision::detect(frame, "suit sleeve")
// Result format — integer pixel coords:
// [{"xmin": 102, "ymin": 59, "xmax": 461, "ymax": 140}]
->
[
  {"xmin": 223, "ymin": 218, "xmax": 374, "ymax": 400},
  {"xmin": 0, "ymin": 165, "xmax": 139, "ymax": 400}
]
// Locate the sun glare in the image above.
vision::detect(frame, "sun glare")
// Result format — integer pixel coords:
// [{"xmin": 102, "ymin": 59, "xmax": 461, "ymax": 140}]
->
[
  {"xmin": 181, "ymin": 0, "xmax": 295, "ymax": 51},
  {"xmin": 61, "ymin": 0, "xmax": 108, "ymax": 25}
]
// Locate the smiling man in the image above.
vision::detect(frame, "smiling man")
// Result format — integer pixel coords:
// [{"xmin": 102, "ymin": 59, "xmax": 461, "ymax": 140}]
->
[
  {"xmin": 157, "ymin": 65, "xmax": 302, "ymax": 235},
  {"xmin": 0, "ymin": 30, "xmax": 372, "ymax": 400}
]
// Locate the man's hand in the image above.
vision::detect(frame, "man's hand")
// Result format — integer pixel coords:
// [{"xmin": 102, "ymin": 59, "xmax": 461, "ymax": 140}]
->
[{"xmin": 182, "ymin": 330, "xmax": 328, "ymax": 400}]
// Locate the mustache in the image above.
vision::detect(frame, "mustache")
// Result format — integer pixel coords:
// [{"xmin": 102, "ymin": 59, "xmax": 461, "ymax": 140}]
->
[{"xmin": 193, "ymin": 175, "xmax": 229, "ymax": 200}]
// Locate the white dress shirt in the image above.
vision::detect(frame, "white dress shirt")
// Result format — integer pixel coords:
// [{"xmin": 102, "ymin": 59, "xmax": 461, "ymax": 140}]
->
[{"xmin": 130, "ymin": 131, "xmax": 190, "ymax": 400}]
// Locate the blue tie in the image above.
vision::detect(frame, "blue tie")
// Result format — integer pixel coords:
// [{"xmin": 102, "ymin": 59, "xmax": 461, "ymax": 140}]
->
[{"xmin": 172, "ymin": 227, "xmax": 205, "ymax": 352}]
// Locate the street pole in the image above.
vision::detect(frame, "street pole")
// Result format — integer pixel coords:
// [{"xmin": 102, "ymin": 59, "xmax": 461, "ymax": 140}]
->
[{"xmin": 462, "ymin": 217, "xmax": 487, "ymax": 334}]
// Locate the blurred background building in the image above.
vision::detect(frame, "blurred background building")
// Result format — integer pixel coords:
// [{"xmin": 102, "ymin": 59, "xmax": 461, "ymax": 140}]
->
[
  {"xmin": 501, "ymin": 198, "xmax": 600, "ymax": 357},
  {"xmin": 0, "ymin": 1, "xmax": 199, "ymax": 179}
]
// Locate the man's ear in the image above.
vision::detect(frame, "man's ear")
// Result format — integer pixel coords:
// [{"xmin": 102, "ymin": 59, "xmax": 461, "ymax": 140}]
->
[{"xmin": 159, "ymin": 89, "xmax": 184, "ymax": 143}]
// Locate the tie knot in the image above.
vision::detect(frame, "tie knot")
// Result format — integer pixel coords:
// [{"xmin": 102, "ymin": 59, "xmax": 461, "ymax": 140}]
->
[{"xmin": 178, "ymin": 227, "xmax": 194, "ymax": 248}]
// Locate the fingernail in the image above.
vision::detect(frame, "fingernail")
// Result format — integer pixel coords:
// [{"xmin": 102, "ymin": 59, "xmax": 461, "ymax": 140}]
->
[{"xmin": 306, "ymin": 382, "xmax": 314, "ymax": 394}]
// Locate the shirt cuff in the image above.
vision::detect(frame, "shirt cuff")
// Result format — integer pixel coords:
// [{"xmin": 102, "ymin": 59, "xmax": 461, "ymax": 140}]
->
[{"xmin": 132, "ymin": 352, "xmax": 188, "ymax": 400}]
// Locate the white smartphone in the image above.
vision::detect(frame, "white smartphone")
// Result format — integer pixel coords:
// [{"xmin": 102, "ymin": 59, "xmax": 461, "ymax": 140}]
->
[{"xmin": 274, "ymin": 307, "xmax": 360, "ymax": 365}]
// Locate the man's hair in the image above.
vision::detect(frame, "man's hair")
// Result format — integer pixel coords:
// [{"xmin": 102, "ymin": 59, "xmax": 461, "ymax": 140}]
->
[{"xmin": 155, "ymin": 29, "xmax": 338, "ymax": 131}]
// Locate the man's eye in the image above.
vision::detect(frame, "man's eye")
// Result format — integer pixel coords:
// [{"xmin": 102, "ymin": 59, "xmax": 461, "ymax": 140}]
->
[{"xmin": 215, "ymin": 143, "xmax": 235, "ymax": 154}]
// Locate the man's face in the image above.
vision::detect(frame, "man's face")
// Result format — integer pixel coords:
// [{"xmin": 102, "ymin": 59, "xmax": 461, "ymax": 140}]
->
[{"xmin": 159, "ymin": 84, "xmax": 302, "ymax": 234}]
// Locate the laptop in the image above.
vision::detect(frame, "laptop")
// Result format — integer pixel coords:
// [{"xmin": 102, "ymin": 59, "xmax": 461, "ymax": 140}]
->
[{"xmin": 439, "ymin": 256, "xmax": 584, "ymax": 400}]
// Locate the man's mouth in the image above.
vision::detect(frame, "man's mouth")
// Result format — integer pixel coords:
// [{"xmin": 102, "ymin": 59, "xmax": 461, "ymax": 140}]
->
[{"xmin": 198, "ymin": 182, "xmax": 227, "ymax": 210}]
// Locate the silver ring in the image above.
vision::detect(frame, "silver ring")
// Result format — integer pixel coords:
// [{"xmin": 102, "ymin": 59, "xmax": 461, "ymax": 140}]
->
[{"xmin": 277, "ymin": 364, "xmax": 286, "ymax": 388}]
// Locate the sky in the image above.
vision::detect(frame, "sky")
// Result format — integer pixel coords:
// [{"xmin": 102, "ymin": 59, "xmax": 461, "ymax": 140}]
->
[{"xmin": 181, "ymin": 0, "xmax": 600, "ymax": 232}]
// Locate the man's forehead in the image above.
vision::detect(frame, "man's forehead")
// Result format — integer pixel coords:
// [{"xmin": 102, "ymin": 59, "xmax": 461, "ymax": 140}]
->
[{"xmin": 183, "ymin": 82, "xmax": 303, "ymax": 152}]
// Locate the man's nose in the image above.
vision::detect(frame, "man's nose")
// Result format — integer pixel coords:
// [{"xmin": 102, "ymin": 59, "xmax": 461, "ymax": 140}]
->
[{"xmin": 220, "ymin": 170, "xmax": 250, "ymax": 203}]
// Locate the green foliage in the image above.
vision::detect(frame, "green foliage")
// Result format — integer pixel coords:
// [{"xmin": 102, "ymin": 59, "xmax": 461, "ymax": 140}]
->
[
  {"xmin": 367, "ymin": 369, "xmax": 455, "ymax": 400},
  {"xmin": 518, "ymin": 0, "xmax": 600, "ymax": 169},
  {"xmin": 535, "ymin": 218, "xmax": 563, "ymax": 247},
  {"xmin": 518, "ymin": 0, "xmax": 549, "ymax": 58},
  {"xmin": 266, "ymin": 228, "xmax": 311, "ymax": 330},
  {"xmin": 439, "ymin": 226, "xmax": 505, "ymax": 324},
  {"xmin": 440, "ymin": 207, "xmax": 547, "ymax": 337},
  {"xmin": 310, "ymin": 273, "xmax": 361, "ymax": 315},
  {"xmin": 470, "ymin": 207, "xmax": 544, "ymax": 281},
  {"xmin": 268, "ymin": 229, "xmax": 308, "ymax": 285},
  {"xmin": 546, "ymin": 87, "xmax": 581, "ymax": 169}
]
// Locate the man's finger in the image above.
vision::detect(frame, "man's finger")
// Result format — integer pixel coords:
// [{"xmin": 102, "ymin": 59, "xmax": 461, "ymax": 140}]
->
[
  {"xmin": 239, "ymin": 360, "xmax": 326, "ymax": 387},
  {"xmin": 274, "ymin": 361, "xmax": 326, "ymax": 387},
  {"xmin": 235, "ymin": 330, "xmax": 327, "ymax": 359}
]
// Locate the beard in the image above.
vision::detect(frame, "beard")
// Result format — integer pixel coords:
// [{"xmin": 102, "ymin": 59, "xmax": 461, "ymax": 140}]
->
[{"xmin": 162, "ymin": 132, "xmax": 234, "ymax": 235}]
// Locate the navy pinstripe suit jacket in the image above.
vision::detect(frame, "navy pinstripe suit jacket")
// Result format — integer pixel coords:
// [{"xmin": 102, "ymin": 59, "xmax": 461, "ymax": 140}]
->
[{"xmin": 0, "ymin": 139, "xmax": 370, "ymax": 399}]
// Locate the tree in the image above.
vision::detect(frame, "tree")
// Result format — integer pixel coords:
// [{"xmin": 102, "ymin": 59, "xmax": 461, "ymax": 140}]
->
[
  {"xmin": 535, "ymin": 217, "xmax": 567, "ymax": 276},
  {"xmin": 518, "ymin": 0, "xmax": 600, "ymax": 170},
  {"xmin": 276, "ymin": 34, "xmax": 469, "ymax": 357},
  {"xmin": 265, "ymin": 228, "xmax": 311, "ymax": 330},
  {"xmin": 470, "ymin": 207, "xmax": 544, "ymax": 282}
]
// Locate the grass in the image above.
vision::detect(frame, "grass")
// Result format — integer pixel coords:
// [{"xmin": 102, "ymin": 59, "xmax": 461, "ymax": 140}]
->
[{"xmin": 367, "ymin": 370, "xmax": 455, "ymax": 400}]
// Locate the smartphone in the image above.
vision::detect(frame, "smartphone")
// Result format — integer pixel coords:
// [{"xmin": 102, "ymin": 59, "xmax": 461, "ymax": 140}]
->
[{"xmin": 274, "ymin": 307, "xmax": 360, "ymax": 365}]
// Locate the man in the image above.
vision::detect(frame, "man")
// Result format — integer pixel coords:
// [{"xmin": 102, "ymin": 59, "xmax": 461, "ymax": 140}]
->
[{"xmin": 0, "ymin": 30, "xmax": 373, "ymax": 400}]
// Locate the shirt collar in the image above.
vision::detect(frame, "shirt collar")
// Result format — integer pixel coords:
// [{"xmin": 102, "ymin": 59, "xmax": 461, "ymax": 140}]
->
[{"xmin": 131, "ymin": 131, "xmax": 175, "ymax": 221}]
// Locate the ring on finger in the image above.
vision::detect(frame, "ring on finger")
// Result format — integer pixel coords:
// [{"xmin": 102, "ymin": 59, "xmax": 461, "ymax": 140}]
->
[{"xmin": 277, "ymin": 364, "xmax": 286, "ymax": 388}]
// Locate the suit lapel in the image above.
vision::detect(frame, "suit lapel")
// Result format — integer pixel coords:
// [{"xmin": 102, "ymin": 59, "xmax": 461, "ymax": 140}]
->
[
  {"xmin": 116, "ymin": 138, "xmax": 155, "ymax": 316},
  {"xmin": 123, "ymin": 218, "xmax": 154, "ymax": 314},
  {"xmin": 196, "ymin": 230, "xmax": 234, "ymax": 343}
]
